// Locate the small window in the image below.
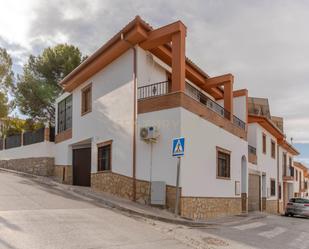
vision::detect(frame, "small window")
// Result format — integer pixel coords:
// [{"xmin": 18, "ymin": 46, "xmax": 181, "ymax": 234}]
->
[
  {"xmin": 217, "ymin": 147, "xmax": 231, "ymax": 179},
  {"xmin": 289, "ymin": 157, "xmax": 292, "ymax": 167},
  {"xmin": 262, "ymin": 133, "xmax": 266, "ymax": 154},
  {"xmin": 270, "ymin": 179, "xmax": 276, "ymax": 196},
  {"xmin": 271, "ymin": 140, "xmax": 276, "ymax": 159},
  {"xmin": 278, "ymin": 183, "xmax": 282, "ymax": 199},
  {"xmin": 97, "ymin": 141, "xmax": 112, "ymax": 172},
  {"xmin": 283, "ymin": 153, "xmax": 287, "ymax": 175},
  {"xmin": 296, "ymin": 169, "xmax": 298, "ymax": 181},
  {"xmin": 81, "ymin": 84, "xmax": 92, "ymax": 115}
]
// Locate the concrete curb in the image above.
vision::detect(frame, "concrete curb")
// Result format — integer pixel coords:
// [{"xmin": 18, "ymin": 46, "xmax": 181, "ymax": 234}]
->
[{"xmin": 0, "ymin": 168, "xmax": 268, "ymax": 227}]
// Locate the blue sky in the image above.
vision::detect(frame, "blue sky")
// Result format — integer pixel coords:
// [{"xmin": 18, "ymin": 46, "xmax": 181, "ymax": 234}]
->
[{"xmin": 295, "ymin": 144, "xmax": 309, "ymax": 165}]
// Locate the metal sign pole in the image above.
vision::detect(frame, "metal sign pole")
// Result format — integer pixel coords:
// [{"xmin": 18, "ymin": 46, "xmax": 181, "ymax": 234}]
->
[{"xmin": 174, "ymin": 156, "xmax": 181, "ymax": 216}]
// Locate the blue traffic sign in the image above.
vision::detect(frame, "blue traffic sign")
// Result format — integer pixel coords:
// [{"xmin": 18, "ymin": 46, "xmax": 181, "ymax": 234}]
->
[{"xmin": 172, "ymin": 137, "xmax": 185, "ymax": 157}]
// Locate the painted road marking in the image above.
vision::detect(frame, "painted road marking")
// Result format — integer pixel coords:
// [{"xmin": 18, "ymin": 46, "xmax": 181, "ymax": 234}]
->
[
  {"xmin": 258, "ymin": 227, "xmax": 287, "ymax": 239},
  {"xmin": 233, "ymin": 222, "xmax": 266, "ymax": 231},
  {"xmin": 289, "ymin": 232, "xmax": 309, "ymax": 249}
]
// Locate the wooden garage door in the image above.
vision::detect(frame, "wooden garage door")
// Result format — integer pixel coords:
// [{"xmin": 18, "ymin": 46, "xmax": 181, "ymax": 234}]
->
[
  {"xmin": 248, "ymin": 174, "xmax": 260, "ymax": 211},
  {"xmin": 73, "ymin": 148, "xmax": 91, "ymax": 186}
]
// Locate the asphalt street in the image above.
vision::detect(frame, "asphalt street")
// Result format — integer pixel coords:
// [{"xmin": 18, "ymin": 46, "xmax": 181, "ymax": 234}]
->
[
  {"xmin": 0, "ymin": 171, "xmax": 192, "ymax": 249},
  {"xmin": 201, "ymin": 213, "xmax": 309, "ymax": 249}
]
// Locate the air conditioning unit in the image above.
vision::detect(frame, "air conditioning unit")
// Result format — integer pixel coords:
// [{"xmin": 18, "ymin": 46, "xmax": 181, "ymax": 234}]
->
[{"xmin": 140, "ymin": 126, "xmax": 159, "ymax": 141}]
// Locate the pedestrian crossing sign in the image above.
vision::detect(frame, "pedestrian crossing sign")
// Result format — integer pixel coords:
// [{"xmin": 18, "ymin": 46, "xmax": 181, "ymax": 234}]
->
[{"xmin": 172, "ymin": 137, "xmax": 185, "ymax": 157}]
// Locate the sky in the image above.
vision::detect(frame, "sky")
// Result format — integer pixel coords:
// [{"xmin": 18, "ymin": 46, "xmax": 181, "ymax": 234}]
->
[{"xmin": 0, "ymin": 0, "xmax": 308, "ymax": 162}]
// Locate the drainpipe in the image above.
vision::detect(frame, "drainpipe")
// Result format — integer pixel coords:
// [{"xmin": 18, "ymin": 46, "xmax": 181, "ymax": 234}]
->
[{"xmin": 122, "ymin": 34, "xmax": 137, "ymax": 201}]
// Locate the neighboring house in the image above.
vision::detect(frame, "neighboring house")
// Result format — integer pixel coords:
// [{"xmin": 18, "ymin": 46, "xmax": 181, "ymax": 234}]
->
[
  {"xmin": 293, "ymin": 162, "xmax": 309, "ymax": 198},
  {"xmin": 305, "ymin": 169, "xmax": 309, "ymax": 197},
  {"xmin": 53, "ymin": 16, "xmax": 248, "ymax": 220},
  {"xmin": 247, "ymin": 97, "xmax": 299, "ymax": 214}
]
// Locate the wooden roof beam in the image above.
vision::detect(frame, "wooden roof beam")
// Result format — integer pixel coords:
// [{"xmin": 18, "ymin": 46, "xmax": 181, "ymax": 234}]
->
[{"xmin": 140, "ymin": 21, "xmax": 186, "ymax": 50}]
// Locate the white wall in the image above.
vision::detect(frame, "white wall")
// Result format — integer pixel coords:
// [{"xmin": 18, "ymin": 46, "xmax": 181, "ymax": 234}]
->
[
  {"xmin": 180, "ymin": 108, "xmax": 248, "ymax": 197},
  {"xmin": 136, "ymin": 108, "xmax": 181, "ymax": 186},
  {"xmin": 55, "ymin": 50, "xmax": 135, "ymax": 177},
  {"xmin": 234, "ymin": 95, "xmax": 247, "ymax": 123},
  {"xmin": 0, "ymin": 142, "xmax": 55, "ymax": 160},
  {"xmin": 137, "ymin": 47, "xmax": 167, "ymax": 87}
]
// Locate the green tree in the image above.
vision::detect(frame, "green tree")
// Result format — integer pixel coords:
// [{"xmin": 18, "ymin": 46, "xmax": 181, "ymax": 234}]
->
[
  {"xmin": 0, "ymin": 92, "xmax": 8, "ymax": 118},
  {"xmin": 14, "ymin": 44, "xmax": 84, "ymax": 125},
  {"xmin": 0, "ymin": 117, "xmax": 26, "ymax": 137},
  {"xmin": 0, "ymin": 47, "xmax": 12, "ymax": 118},
  {"xmin": 0, "ymin": 47, "xmax": 13, "ymax": 92}
]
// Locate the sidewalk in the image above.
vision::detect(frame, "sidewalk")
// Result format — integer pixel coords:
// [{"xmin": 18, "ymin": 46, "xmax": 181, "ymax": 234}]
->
[{"xmin": 0, "ymin": 168, "xmax": 267, "ymax": 227}]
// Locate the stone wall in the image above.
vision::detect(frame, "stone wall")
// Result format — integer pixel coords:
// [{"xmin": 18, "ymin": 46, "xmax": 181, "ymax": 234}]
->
[
  {"xmin": 91, "ymin": 171, "xmax": 179, "ymax": 210},
  {"xmin": 180, "ymin": 197, "xmax": 242, "ymax": 220},
  {"xmin": 266, "ymin": 200, "xmax": 278, "ymax": 214},
  {"xmin": 0, "ymin": 157, "xmax": 54, "ymax": 176},
  {"xmin": 91, "ymin": 171, "xmax": 134, "ymax": 200},
  {"xmin": 53, "ymin": 165, "xmax": 72, "ymax": 184}
]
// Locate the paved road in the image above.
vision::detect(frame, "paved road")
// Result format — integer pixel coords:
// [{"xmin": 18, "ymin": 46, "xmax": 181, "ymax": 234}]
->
[
  {"xmin": 201, "ymin": 213, "xmax": 309, "ymax": 249},
  {"xmin": 0, "ymin": 171, "xmax": 192, "ymax": 249}
]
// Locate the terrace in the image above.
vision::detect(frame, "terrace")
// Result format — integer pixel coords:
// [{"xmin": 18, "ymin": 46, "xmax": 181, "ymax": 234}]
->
[{"xmin": 137, "ymin": 81, "xmax": 246, "ymax": 138}]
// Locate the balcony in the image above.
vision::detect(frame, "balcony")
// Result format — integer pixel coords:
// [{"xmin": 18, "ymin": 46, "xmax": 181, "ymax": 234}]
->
[
  {"xmin": 248, "ymin": 145, "xmax": 257, "ymax": 164},
  {"xmin": 137, "ymin": 81, "xmax": 246, "ymax": 134},
  {"xmin": 283, "ymin": 166, "xmax": 295, "ymax": 182}
]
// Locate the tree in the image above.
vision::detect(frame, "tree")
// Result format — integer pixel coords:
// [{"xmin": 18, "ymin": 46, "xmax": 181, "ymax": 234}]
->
[
  {"xmin": 0, "ymin": 47, "xmax": 12, "ymax": 118},
  {"xmin": 14, "ymin": 44, "xmax": 85, "ymax": 125},
  {"xmin": 0, "ymin": 47, "xmax": 13, "ymax": 92},
  {"xmin": 0, "ymin": 92, "xmax": 8, "ymax": 118},
  {"xmin": 0, "ymin": 117, "xmax": 26, "ymax": 137}
]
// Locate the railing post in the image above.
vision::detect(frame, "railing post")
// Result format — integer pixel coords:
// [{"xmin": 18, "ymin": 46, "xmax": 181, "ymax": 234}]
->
[{"xmin": 44, "ymin": 127, "xmax": 50, "ymax": 141}]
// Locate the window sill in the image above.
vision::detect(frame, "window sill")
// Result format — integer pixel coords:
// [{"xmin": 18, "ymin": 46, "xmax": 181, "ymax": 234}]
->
[
  {"xmin": 96, "ymin": 170, "xmax": 112, "ymax": 173},
  {"xmin": 81, "ymin": 109, "xmax": 92, "ymax": 116},
  {"xmin": 216, "ymin": 176, "xmax": 231, "ymax": 180}
]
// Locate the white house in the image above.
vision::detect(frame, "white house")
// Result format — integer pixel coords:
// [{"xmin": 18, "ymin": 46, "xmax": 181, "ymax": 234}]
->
[
  {"xmin": 247, "ymin": 98, "xmax": 299, "ymax": 214},
  {"xmin": 53, "ymin": 16, "xmax": 249, "ymax": 220}
]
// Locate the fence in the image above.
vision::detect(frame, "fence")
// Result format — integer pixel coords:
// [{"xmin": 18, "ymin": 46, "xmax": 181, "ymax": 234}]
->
[
  {"xmin": 0, "ymin": 127, "xmax": 55, "ymax": 151},
  {"xmin": 23, "ymin": 127, "xmax": 45, "ymax": 146}
]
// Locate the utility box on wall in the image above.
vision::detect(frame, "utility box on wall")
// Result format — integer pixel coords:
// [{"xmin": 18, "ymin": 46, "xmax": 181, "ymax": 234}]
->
[{"xmin": 151, "ymin": 181, "xmax": 166, "ymax": 205}]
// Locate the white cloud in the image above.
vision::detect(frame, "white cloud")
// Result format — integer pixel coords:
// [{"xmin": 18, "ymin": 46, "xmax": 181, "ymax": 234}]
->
[{"xmin": 0, "ymin": 0, "xmax": 309, "ymax": 142}]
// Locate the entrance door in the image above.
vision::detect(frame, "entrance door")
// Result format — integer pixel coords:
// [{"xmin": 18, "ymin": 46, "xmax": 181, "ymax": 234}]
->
[
  {"xmin": 73, "ymin": 148, "xmax": 91, "ymax": 186},
  {"xmin": 248, "ymin": 174, "xmax": 261, "ymax": 211}
]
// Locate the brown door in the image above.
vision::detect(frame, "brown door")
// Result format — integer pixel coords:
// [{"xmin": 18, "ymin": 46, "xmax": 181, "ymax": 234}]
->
[
  {"xmin": 248, "ymin": 174, "xmax": 261, "ymax": 211},
  {"xmin": 73, "ymin": 148, "xmax": 91, "ymax": 186}
]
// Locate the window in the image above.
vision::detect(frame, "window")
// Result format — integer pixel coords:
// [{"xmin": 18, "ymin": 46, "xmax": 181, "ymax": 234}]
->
[
  {"xmin": 283, "ymin": 153, "xmax": 287, "ymax": 175},
  {"xmin": 81, "ymin": 84, "xmax": 92, "ymax": 115},
  {"xmin": 57, "ymin": 95, "xmax": 72, "ymax": 133},
  {"xmin": 97, "ymin": 141, "xmax": 112, "ymax": 171},
  {"xmin": 262, "ymin": 133, "xmax": 266, "ymax": 154},
  {"xmin": 295, "ymin": 169, "xmax": 298, "ymax": 180},
  {"xmin": 217, "ymin": 147, "xmax": 231, "ymax": 179},
  {"xmin": 271, "ymin": 140, "xmax": 276, "ymax": 159},
  {"xmin": 270, "ymin": 179, "xmax": 276, "ymax": 196},
  {"xmin": 278, "ymin": 183, "xmax": 282, "ymax": 199}
]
